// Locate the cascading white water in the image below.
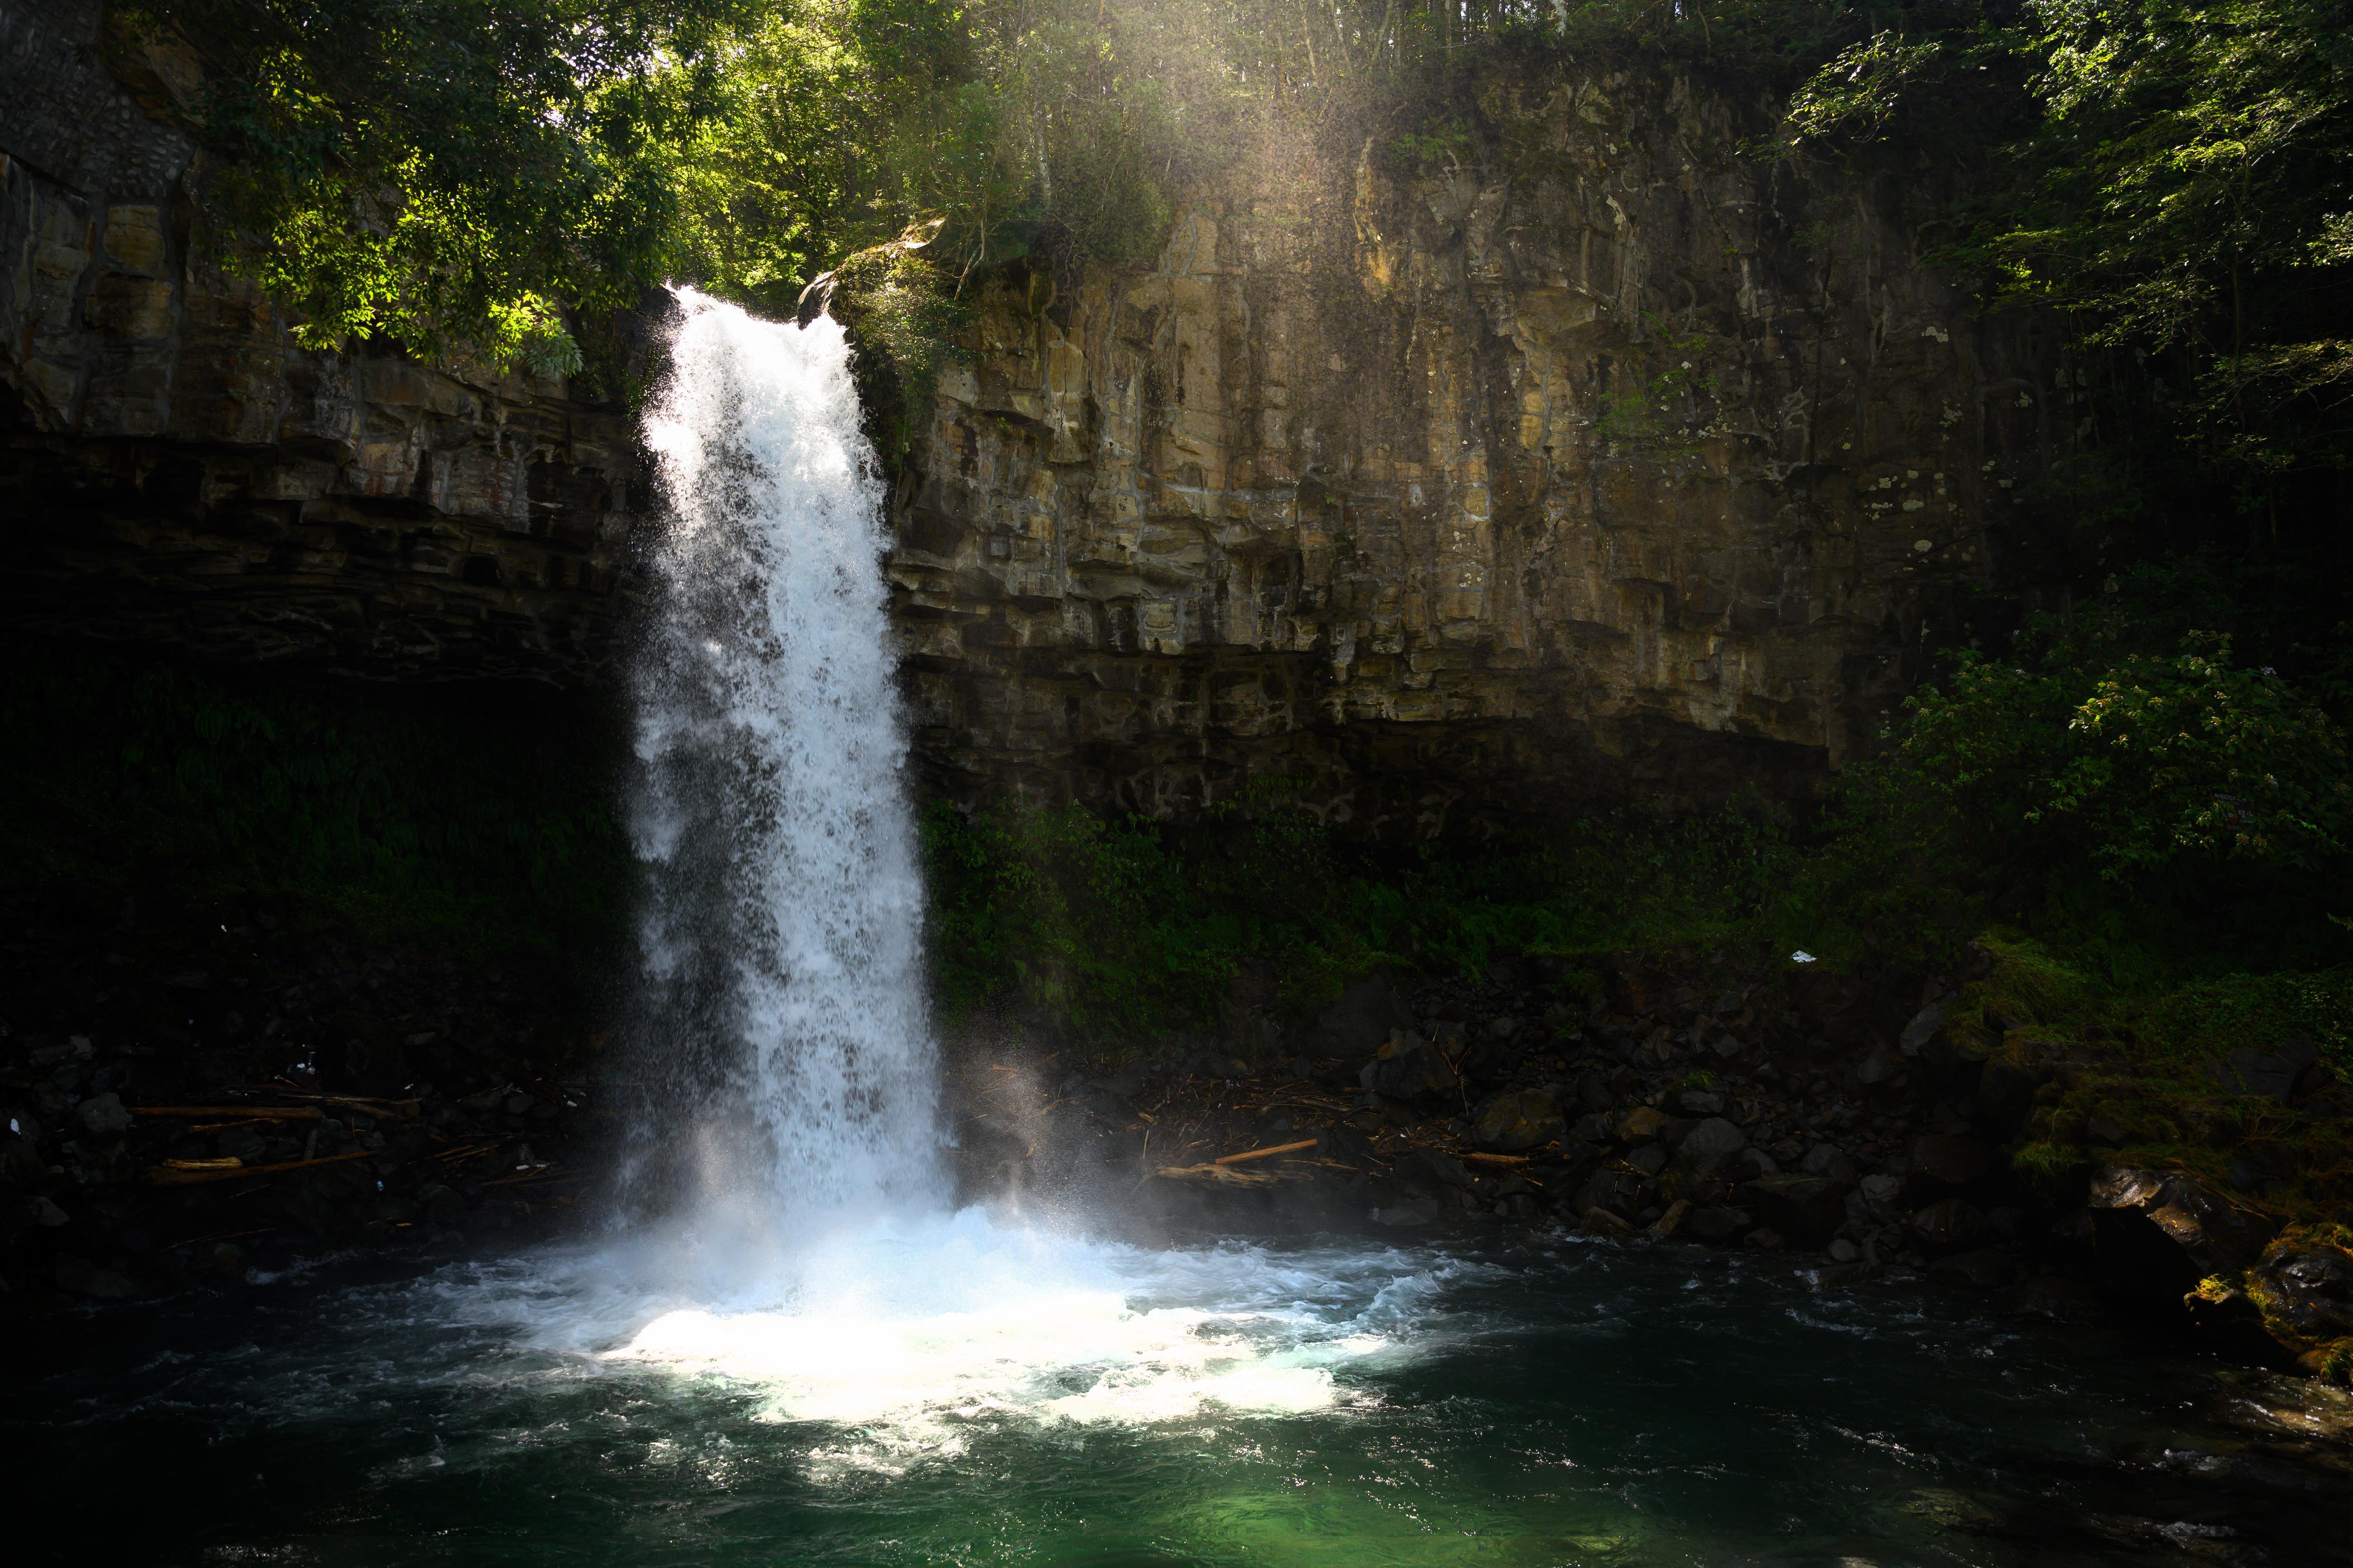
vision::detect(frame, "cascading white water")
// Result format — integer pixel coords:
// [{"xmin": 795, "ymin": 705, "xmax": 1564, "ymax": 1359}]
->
[
  {"xmin": 594, "ymin": 290, "xmax": 1397, "ymax": 1442},
  {"xmin": 630, "ymin": 287, "xmax": 942, "ymax": 1222}
]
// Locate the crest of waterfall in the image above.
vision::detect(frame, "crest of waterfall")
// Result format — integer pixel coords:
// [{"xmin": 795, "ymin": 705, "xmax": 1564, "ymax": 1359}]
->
[{"xmin": 627, "ymin": 287, "xmax": 941, "ymax": 1225}]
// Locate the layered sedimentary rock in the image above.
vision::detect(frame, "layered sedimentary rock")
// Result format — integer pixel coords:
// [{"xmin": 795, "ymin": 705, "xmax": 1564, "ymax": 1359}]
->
[
  {"xmin": 2, "ymin": 3, "xmax": 2062, "ymax": 822},
  {"xmin": 880, "ymin": 82, "xmax": 2056, "ymax": 826},
  {"xmin": 0, "ymin": 0, "xmax": 641, "ymax": 685}
]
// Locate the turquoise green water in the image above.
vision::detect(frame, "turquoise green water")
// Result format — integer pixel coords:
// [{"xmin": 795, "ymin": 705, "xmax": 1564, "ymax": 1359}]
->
[{"xmin": 11, "ymin": 1216, "xmax": 2333, "ymax": 1566}]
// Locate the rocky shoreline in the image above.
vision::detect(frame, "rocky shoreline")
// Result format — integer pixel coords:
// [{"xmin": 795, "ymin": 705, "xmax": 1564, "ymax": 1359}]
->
[
  {"xmin": 8, "ymin": 894, "xmax": 2349, "ymax": 1396},
  {"xmin": 956, "ymin": 947, "xmax": 2353, "ymax": 1383},
  {"xmin": 0, "ymin": 891, "xmax": 606, "ymax": 1306}
]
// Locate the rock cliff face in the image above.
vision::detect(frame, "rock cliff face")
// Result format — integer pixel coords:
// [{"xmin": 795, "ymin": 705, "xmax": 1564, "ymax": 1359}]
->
[
  {"xmin": 881, "ymin": 79, "xmax": 2055, "ymax": 827},
  {"xmin": 1, "ymin": 0, "xmax": 641, "ymax": 685},
  {"xmin": 3, "ymin": 6, "xmax": 2059, "ymax": 823}
]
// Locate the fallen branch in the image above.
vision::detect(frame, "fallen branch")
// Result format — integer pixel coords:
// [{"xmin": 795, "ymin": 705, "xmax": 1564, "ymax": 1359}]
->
[
  {"xmin": 1459, "ymin": 1151, "xmax": 1532, "ymax": 1167},
  {"xmin": 145, "ymin": 1148, "xmax": 377, "ymax": 1186},
  {"xmin": 227, "ymin": 1086, "xmax": 422, "ymax": 1117},
  {"xmin": 1153, "ymin": 1162, "xmax": 1279, "ymax": 1186},
  {"xmin": 1214, "ymin": 1139, "xmax": 1318, "ymax": 1166},
  {"xmin": 133, "ymin": 1106, "xmax": 322, "ymax": 1121}
]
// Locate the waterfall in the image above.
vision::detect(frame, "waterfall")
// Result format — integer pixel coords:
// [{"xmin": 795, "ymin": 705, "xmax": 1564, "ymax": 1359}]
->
[{"xmin": 627, "ymin": 287, "xmax": 942, "ymax": 1225}]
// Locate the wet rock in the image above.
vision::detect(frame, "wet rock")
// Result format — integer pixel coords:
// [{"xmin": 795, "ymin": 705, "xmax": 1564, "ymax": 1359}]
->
[
  {"xmin": 1737, "ymin": 1174, "xmax": 1853, "ymax": 1246},
  {"xmin": 2183, "ymin": 1283, "xmax": 2301, "ymax": 1370},
  {"xmin": 1575, "ymin": 1074, "xmax": 1616, "ymax": 1114},
  {"xmin": 1815, "ymin": 1259, "xmax": 1884, "ymax": 1289},
  {"xmin": 1582, "ymin": 1206, "xmax": 1635, "ymax": 1236},
  {"xmin": 26, "ymin": 1196, "xmax": 68, "ymax": 1228},
  {"xmin": 2212, "ymin": 1035, "xmax": 2322, "ymax": 1102},
  {"xmin": 1625, "ymin": 1143, "xmax": 1669, "ymax": 1177},
  {"xmin": 1684, "ymin": 1206, "xmax": 1753, "ymax": 1242},
  {"xmin": 1667, "ymin": 1117, "xmax": 1746, "ymax": 1182},
  {"xmin": 1473, "ymin": 1088, "xmax": 1559, "ymax": 1152},
  {"xmin": 1649, "ymin": 1198, "xmax": 1691, "ymax": 1237},
  {"xmin": 1742, "ymin": 1227, "xmax": 1787, "ymax": 1251},
  {"xmin": 1911, "ymin": 1198, "xmax": 1990, "ymax": 1251},
  {"xmin": 1930, "ymin": 1249, "xmax": 2017, "ymax": 1290},
  {"xmin": 2247, "ymin": 1233, "xmax": 2353, "ymax": 1349},
  {"xmin": 2088, "ymin": 1167, "xmax": 2275, "ymax": 1303},
  {"xmin": 1728, "ymin": 1147, "xmax": 1779, "ymax": 1181},
  {"xmin": 1906, "ymin": 1133, "xmax": 1993, "ymax": 1190},
  {"xmin": 76, "ymin": 1092, "xmax": 131, "ymax": 1136},
  {"xmin": 1374, "ymin": 1195, "xmax": 1439, "ymax": 1227},
  {"xmin": 1675, "ymin": 1089, "xmax": 1723, "ymax": 1116},
  {"xmin": 1826, "ymin": 1237, "xmax": 1858, "ymax": 1263}
]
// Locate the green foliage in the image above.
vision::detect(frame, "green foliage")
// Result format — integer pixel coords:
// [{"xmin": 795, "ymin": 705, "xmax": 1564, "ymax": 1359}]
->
[
  {"xmin": 130, "ymin": 0, "xmax": 757, "ymax": 372},
  {"xmin": 921, "ymin": 791, "xmax": 1797, "ymax": 1045},
  {"xmin": 0, "ymin": 651, "xmax": 630, "ymax": 954},
  {"xmin": 2056, "ymin": 638, "xmax": 2349, "ymax": 877},
  {"xmin": 1793, "ymin": 1, "xmax": 2353, "ymax": 485}
]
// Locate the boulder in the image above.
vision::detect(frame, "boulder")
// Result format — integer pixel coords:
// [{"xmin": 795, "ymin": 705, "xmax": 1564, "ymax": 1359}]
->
[
  {"xmin": 1360, "ymin": 1031, "xmax": 1461, "ymax": 1102},
  {"xmin": 1858, "ymin": 1172, "xmax": 1905, "ymax": 1220},
  {"xmin": 1474, "ymin": 1088, "xmax": 1560, "ymax": 1152},
  {"xmin": 1625, "ymin": 1143, "xmax": 1669, "ymax": 1177},
  {"xmin": 1906, "ymin": 1134, "xmax": 1993, "ymax": 1190},
  {"xmin": 77, "ymin": 1092, "xmax": 132, "ymax": 1136},
  {"xmin": 2087, "ymin": 1167, "xmax": 2277, "ymax": 1303},
  {"xmin": 1582, "ymin": 1206, "xmax": 1635, "ymax": 1236},
  {"xmin": 1574, "ymin": 1167, "xmax": 1646, "ymax": 1221},
  {"xmin": 1798, "ymin": 1142, "xmax": 1858, "ymax": 1185},
  {"xmin": 1667, "ymin": 1117, "xmax": 1747, "ymax": 1182},
  {"xmin": 1675, "ymin": 1089, "xmax": 1724, "ymax": 1116},
  {"xmin": 1374, "ymin": 1195, "xmax": 1440, "ymax": 1227},
  {"xmin": 2212, "ymin": 1035, "xmax": 2323, "ymax": 1102},
  {"xmin": 1910, "ymin": 1198, "xmax": 1990, "ymax": 1252},
  {"xmin": 1616, "ymin": 1105, "xmax": 1668, "ymax": 1143},
  {"xmin": 2246, "ymin": 1232, "xmax": 2353, "ymax": 1350},
  {"xmin": 1396, "ymin": 1146, "xmax": 1476, "ymax": 1192},
  {"xmin": 1737, "ymin": 1175, "xmax": 1853, "ymax": 1247},
  {"xmin": 1899, "ymin": 997, "xmax": 1952, "ymax": 1055},
  {"xmin": 1650, "ymin": 1199, "xmax": 1692, "ymax": 1237},
  {"xmin": 1567, "ymin": 1111, "xmax": 1613, "ymax": 1145},
  {"xmin": 2182, "ymin": 1283, "xmax": 2302, "ymax": 1370}
]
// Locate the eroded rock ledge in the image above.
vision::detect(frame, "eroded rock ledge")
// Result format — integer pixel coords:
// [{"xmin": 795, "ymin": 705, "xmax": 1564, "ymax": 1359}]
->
[
  {"xmin": 878, "ymin": 72, "xmax": 2063, "ymax": 825},
  {"xmin": 1, "ymin": 0, "xmax": 642, "ymax": 686},
  {"xmin": 4, "ymin": 4, "xmax": 2070, "ymax": 819}
]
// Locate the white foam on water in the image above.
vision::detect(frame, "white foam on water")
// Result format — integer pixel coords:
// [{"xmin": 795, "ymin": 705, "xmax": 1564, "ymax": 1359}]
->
[{"xmin": 365, "ymin": 1211, "xmax": 1459, "ymax": 1473}]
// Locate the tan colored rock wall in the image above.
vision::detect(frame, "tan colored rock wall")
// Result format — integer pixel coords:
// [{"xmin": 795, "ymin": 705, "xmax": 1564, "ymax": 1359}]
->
[
  {"xmin": 2, "ymin": 8, "xmax": 2063, "ymax": 824},
  {"xmin": 884, "ymin": 73, "xmax": 2059, "ymax": 827},
  {"xmin": 0, "ymin": 0, "xmax": 643, "ymax": 685}
]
